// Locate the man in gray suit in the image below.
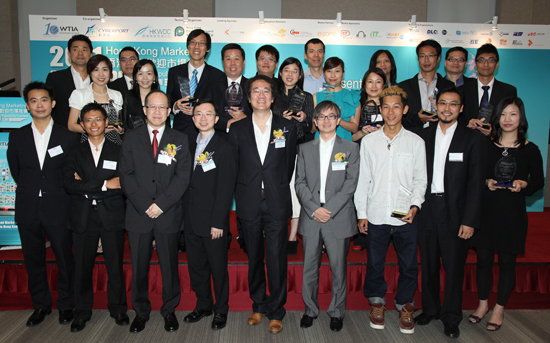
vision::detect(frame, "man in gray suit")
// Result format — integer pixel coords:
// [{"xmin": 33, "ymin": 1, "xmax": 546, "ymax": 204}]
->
[{"xmin": 295, "ymin": 100, "xmax": 360, "ymax": 332}]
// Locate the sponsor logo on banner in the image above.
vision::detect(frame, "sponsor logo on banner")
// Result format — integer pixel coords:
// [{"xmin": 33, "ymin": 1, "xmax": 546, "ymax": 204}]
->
[
  {"xmin": 290, "ymin": 29, "xmax": 312, "ymax": 37},
  {"xmin": 340, "ymin": 30, "xmax": 351, "ymax": 38},
  {"xmin": 528, "ymin": 32, "xmax": 536, "ymax": 36},
  {"xmin": 370, "ymin": 31, "xmax": 380, "ymax": 38},
  {"xmin": 500, "ymin": 39, "xmax": 508, "ymax": 46},
  {"xmin": 85, "ymin": 25, "xmax": 130, "ymax": 37},
  {"xmin": 356, "ymin": 31, "xmax": 366, "ymax": 38},
  {"xmin": 512, "ymin": 40, "xmax": 523, "ymax": 46},
  {"xmin": 175, "ymin": 26, "xmax": 185, "ymax": 37},
  {"xmin": 386, "ymin": 32, "xmax": 400, "ymax": 39},
  {"xmin": 442, "ymin": 30, "xmax": 447, "ymax": 35},
  {"xmin": 135, "ymin": 26, "xmax": 173, "ymax": 38},
  {"xmin": 470, "ymin": 39, "xmax": 479, "ymax": 44},
  {"xmin": 43, "ymin": 23, "xmax": 79, "ymax": 35},
  {"xmin": 427, "ymin": 29, "xmax": 438, "ymax": 35},
  {"xmin": 317, "ymin": 31, "xmax": 332, "ymax": 37},
  {"xmin": 513, "ymin": 32, "xmax": 523, "ymax": 36},
  {"xmin": 499, "ymin": 31, "xmax": 510, "ymax": 36},
  {"xmin": 528, "ymin": 39, "xmax": 534, "ymax": 47},
  {"xmin": 446, "ymin": 39, "xmax": 464, "ymax": 44}
]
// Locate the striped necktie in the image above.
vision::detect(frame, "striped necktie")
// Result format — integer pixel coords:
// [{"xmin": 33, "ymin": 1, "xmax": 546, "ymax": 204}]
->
[{"xmin": 190, "ymin": 69, "xmax": 198, "ymax": 97}]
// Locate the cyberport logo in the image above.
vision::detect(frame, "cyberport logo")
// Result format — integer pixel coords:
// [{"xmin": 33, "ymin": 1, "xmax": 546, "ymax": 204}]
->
[
  {"xmin": 135, "ymin": 26, "xmax": 173, "ymax": 38},
  {"xmin": 43, "ymin": 23, "xmax": 79, "ymax": 35}
]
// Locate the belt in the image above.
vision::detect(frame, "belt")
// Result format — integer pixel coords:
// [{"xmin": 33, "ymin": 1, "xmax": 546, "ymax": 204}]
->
[
  {"xmin": 320, "ymin": 203, "xmax": 325, "ymax": 207},
  {"xmin": 430, "ymin": 192, "xmax": 445, "ymax": 197}
]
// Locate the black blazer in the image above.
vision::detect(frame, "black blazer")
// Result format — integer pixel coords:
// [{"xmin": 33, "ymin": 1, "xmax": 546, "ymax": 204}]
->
[
  {"xmin": 166, "ymin": 62, "xmax": 225, "ymax": 134},
  {"xmin": 45, "ymin": 67, "xmax": 76, "ymax": 128},
  {"xmin": 108, "ymin": 77, "xmax": 131, "ymax": 99},
  {"xmin": 458, "ymin": 77, "xmax": 517, "ymax": 125},
  {"xmin": 214, "ymin": 76, "xmax": 252, "ymax": 132},
  {"xmin": 119, "ymin": 125, "xmax": 192, "ymax": 233},
  {"xmin": 123, "ymin": 92, "xmax": 146, "ymax": 130},
  {"xmin": 63, "ymin": 140, "xmax": 125, "ymax": 233},
  {"xmin": 398, "ymin": 73, "xmax": 455, "ymax": 129},
  {"xmin": 418, "ymin": 124, "xmax": 485, "ymax": 230},
  {"xmin": 7, "ymin": 123, "xmax": 78, "ymax": 226},
  {"xmin": 183, "ymin": 132, "xmax": 237, "ymax": 237},
  {"xmin": 229, "ymin": 114, "xmax": 297, "ymax": 221}
]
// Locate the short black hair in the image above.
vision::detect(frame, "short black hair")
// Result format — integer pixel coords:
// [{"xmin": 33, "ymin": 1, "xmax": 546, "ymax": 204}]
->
[
  {"xmin": 435, "ymin": 87, "xmax": 463, "ymax": 104},
  {"xmin": 87, "ymin": 54, "xmax": 113, "ymax": 79},
  {"xmin": 323, "ymin": 57, "xmax": 344, "ymax": 73},
  {"xmin": 445, "ymin": 46, "xmax": 468, "ymax": 61},
  {"xmin": 221, "ymin": 43, "xmax": 245, "ymax": 61},
  {"xmin": 80, "ymin": 102, "xmax": 107, "ymax": 120},
  {"xmin": 192, "ymin": 99, "xmax": 218, "ymax": 116},
  {"xmin": 313, "ymin": 100, "xmax": 341, "ymax": 119},
  {"xmin": 416, "ymin": 39, "xmax": 442, "ymax": 57},
  {"xmin": 119, "ymin": 46, "xmax": 139, "ymax": 60},
  {"xmin": 476, "ymin": 43, "xmax": 499, "ymax": 62},
  {"xmin": 186, "ymin": 29, "xmax": 211, "ymax": 51},
  {"xmin": 304, "ymin": 38, "xmax": 325, "ymax": 53},
  {"xmin": 23, "ymin": 81, "xmax": 54, "ymax": 102},
  {"xmin": 144, "ymin": 90, "xmax": 169, "ymax": 107},
  {"xmin": 67, "ymin": 34, "xmax": 93, "ymax": 51},
  {"xmin": 247, "ymin": 74, "xmax": 278, "ymax": 99},
  {"xmin": 255, "ymin": 45, "xmax": 279, "ymax": 63}
]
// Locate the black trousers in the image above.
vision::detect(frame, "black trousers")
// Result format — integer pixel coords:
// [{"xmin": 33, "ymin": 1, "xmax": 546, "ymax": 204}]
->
[
  {"xmin": 418, "ymin": 195, "xmax": 468, "ymax": 326},
  {"xmin": 128, "ymin": 230, "xmax": 180, "ymax": 319},
  {"xmin": 18, "ymin": 216, "xmax": 74, "ymax": 311},
  {"xmin": 239, "ymin": 199, "xmax": 288, "ymax": 320},
  {"xmin": 476, "ymin": 248, "xmax": 517, "ymax": 306},
  {"xmin": 73, "ymin": 210, "xmax": 126, "ymax": 319},
  {"xmin": 184, "ymin": 229, "xmax": 229, "ymax": 314}
]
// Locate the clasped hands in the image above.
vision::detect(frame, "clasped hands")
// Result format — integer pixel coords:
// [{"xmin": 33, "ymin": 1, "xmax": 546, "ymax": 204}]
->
[{"xmin": 487, "ymin": 178, "xmax": 527, "ymax": 192}]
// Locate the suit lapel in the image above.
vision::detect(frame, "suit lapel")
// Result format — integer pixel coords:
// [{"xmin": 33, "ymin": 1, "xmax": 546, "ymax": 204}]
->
[
  {"xmin": 443, "ymin": 124, "xmax": 464, "ymax": 189},
  {"xmin": 311, "ymin": 139, "xmax": 321, "ymax": 191},
  {"xmin": 24, "ymin": 126, "xmax": 42, "ymax": 171},
  {"xmin": 425, "ymin": 125, "xmax": 437, "ymax": 182},
  {"xmin": 246, "ymin": 117, "xmax": 263, "ymax": 167},
  {"xmin": 42, "ymin": 125, "xmax": 60, "ymax": 171},
  {"xmin": 192, "ymin": 132, "xmax": 218, "ymax": 175}
]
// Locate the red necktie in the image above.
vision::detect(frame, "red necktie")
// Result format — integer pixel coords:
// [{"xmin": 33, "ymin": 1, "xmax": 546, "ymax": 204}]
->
[{"xmin": 152, "ymin": 129, "xmax": 159, "ymax": 158}]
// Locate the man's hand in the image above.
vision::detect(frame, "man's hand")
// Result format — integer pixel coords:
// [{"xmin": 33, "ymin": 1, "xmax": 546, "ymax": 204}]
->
[
  {"xmin": 458, "ymin": 225, "xmax": 474, "ymax": 239},
  {"xmin": 211, "ymin": 227, "xmax": 223, "ymax": 239},
  {"xmin": 468, "ymin": 118, "xmax": 491, "ymax": 136},
  {"xmin": 357, "ymin": 219, "xmax": 369, "ymax": 234},
  {"xmin": 312, "ymin": 207, "xmax": 332, "ymax": 223},
  {"xmin": 418, "ymin": 110, "xmax": 438, "ymax": 124},
  {"xmin": 74, "ymin": 172, "xmax": 82, "ymax": 181},
  {"xmin": 401, "ymin": 206, "xmax": 418, "ymax": 224},
  {"xmin": 105, "ymin": 176, "xmax": 121, "ymax": 189},
  {"xmin": 145, "ymin": 203, "xmax": 163, "ymax": 219},
  {"xmin": 174, "ymin": 96, "xmax": 193, "ymax": 116}
]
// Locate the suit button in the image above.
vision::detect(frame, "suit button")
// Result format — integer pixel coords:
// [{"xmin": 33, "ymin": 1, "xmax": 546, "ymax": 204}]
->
[
  {"xmin": 152, "ymin": 179, "xmax": 155, "ymax": 183},
  {"xmin": 152, "ymin": 197, "xmax": 155, "ymax": 201}
]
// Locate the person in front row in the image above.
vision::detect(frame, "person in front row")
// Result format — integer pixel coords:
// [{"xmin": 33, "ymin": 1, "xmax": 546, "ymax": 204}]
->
[
  {"xmin": 7, "ymin": 81, "xmax": 78, "ymax": 327},
  {"xmin": 354, "ymin": 86, "xmax": 427, "ymax": 335},
  {"xmin": 295, "ymin": 100, "xmax": 359, "ymax": 331},
  {"xmin": 414, "ymin": 88, "xmax": 484, "ymax": 339},
  {"xmin": 63, "ymin": 103, "xmax": 128, "ymax": 332},
  {"xmin": 119, "ymin": 90, "xmax": 191, "ymax": 333},
  {"xmin": 182, "ymin": 100, "xmax": 237, "ymax": 330}
]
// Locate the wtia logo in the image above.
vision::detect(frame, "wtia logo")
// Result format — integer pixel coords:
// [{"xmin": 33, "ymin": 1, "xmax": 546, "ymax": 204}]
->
[{"xmin": 44, "ymin": 23, "xmax": 78, "ymax": 35}]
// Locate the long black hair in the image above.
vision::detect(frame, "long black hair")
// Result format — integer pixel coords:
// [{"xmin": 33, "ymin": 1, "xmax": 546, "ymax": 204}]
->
[
  {"xmin": 491, "ymin": 96, "xmax": 528, "ymax": 147},
  {"xmin": 131, "ymin": 59, "xmax": 159, "ymax": 99},
  {"xmin": 278, "ymin": 57, "xmax": 305, "ymax": 91},
  {"xmin": 359, "ymin": 67, "xmax": 387, "ymax": 107},
  {"xmin": 369, "ymin": 50, "xmax": 397, "ymax": 85}
]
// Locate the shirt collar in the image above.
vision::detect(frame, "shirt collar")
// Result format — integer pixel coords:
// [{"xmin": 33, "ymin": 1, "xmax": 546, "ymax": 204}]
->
[
  {"xmin": 418, "ymin": 73, "xmax": 438, "ymax": 83},
  {"xmin": 477, "ymin": 77, "xmax": 495, "ymax": 88},
  {"xmin": 31, "ymin": 117, "xmax": 54, "ymax": 134},
  {"xmin": 227, "ymin": 75, "xmax": 243, "ymax": 86},
  {"xmin": 88, "ymin": 137, "xmax": 106, "ymax": 151},
  {"xmin": 196, "ymin": 130, "xmax": 215, "ymax": 145},
  {"xmin": 148, "ymin": 124, "xmax": 165, "ymax": 137},
  {"xmin": 437, "ymin": 121, "xmax": 458, "ymax": 136},
  {"xmin": 70, "ymin": 66, "xmax": 89, "ymax": 82}
]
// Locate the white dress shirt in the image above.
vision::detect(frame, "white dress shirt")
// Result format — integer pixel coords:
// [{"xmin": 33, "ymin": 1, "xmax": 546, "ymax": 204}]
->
[
  {"xmin": 252, "ymin": 112, "xmax": 272, "ymax": 165},
  {"xmin": 431, "ymin": 122, "xmax": 457, "ymax": 193},
  {"xmin": 193, "ymin": 131, "xmax": 214, "ymax": 168},
  {"xmin": 70, "ymin": 66, "xmax": 91, "ymax": 90},
  {"xmin": 354, "ymin": 127, "xmax": 427, "ymax": 226},
  {"xmin": 418, "ymin": 73, "xmax": 438, "ymax": 112},
  {"xmin": 227, "ymin": 75, "xmax": 243, "ymax": 87},
  {"xmin": 88, "ymin": 138, "xmax": 108, "ymax": 198},
  {"xmin": 148, "ymin": 124, "xmax": 165, "ymax": 144},
  {"xmin": 124, "ymin": 75, "xmax": 133, "ymax": 90},
  {"xmin": 31, "ymin": 118, "xmax": 54, "ymax": 196},
  {"xmin": 319, "ymin": 133, "xmax": 336, "ymax": 203},
  {"xmin": 477, "ymin": 77, "xmax": 495, "ymax": 106},
  {"xmin": 68, "ymin": 84, "xmax": 123, "ymax": 112}
]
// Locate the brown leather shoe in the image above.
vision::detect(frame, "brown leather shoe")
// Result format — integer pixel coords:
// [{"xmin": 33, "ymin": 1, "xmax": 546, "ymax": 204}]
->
[
  {"xmin": 247, "ymin": 312, "xmax": 264, "ymax": 326},
  {"xmin": 369, "ymin": 303, "xmax": 385, "ymax": 329},
  {"xmin": 399, "ymin": 303, "xmax": 415, "ymax": 334},
  {"xmin": 268, "ymin": 319, "xmax": 283, "ymax": 334}
]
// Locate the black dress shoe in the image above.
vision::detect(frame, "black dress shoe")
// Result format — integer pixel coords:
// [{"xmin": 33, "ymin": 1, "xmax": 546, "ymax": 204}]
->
[
  {"xmin": 183, "ymin": 309, "xmax": 213, "ymax": 323},
  {"xmin": 329, "ymin": 317, "xmax": 343, "ymax": 332},
  {"xmin": 26, "ymin": 309, "xmax": 51, "ymax": 327},
  {"xmin": 59, "ymin": 309, "xmax": 74, "ymax": 325},
  {"xmin": 211, "ymin": 313, "xmax": 227, "ymax": 330},
  {"xmin": 129, "ymin": 316, "xmax": 148, "ymax": 333},
  {"xmin": 300, "ymin": 314, "xmax": 315, "ymax": 328},
  {"xmin": 414, "ymin": 312, "xmax": 439, "ymax": 326},
  {"xmin": 110, "ymin": 312, "xmax": 130, "ymax": 326},
  {"xmin": 163, "ymin": 312, "xmax": 179, "ymax": 332},
  {"xmin": 70, "ymin": 317, "xmax": 89, "ymax": 332},
  {"xmin": 444, "ymin": 323, "xmax": 460, "ymax": 338}
]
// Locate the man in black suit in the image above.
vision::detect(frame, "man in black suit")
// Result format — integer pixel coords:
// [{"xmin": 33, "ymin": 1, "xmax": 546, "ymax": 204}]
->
[
  {"xmin": 7, "ymin": 81, "xmax": 78, "ymax": 327},
  {"xmin": 229, "ymin": 75, "xmax": 297, "ymax": 334},
  {"xmin": 63, "ymin": 103, "xmax": 128, "ymax": 332},
  {"xmin": 166, "ymin": 29, "xmax": 225, "ymax": 136},
  {"xmin": 458, "ymin": 43, "xmax": 517, "ymax": 134},
  {"xmin": 215, "ymin": 43, "xmax": 251, "ymax": 133},
  {"xmin": 415, "ymin": 88, "xmax": 484, "ymax": 338},
  {"xmin": 119, "ymin": 90, "xmax": 192, "ymax": 333},
  {"xmin": 399, "ymin": 39, "xmax": 454, "ymax": 130},
  {"xmin": 45, "ymin": 34, "xmax": 93, "ymax": 128},
  {"xmin": 444, "ymin": 46, "xmax": 473, "ymax": 87},
  {"xmin": 108, "ymin": 46, "xmax": 139, "ymax": 98},
  {"xmin": 182, "ymin": 100, "xmax": 237, "ymax": 330}
]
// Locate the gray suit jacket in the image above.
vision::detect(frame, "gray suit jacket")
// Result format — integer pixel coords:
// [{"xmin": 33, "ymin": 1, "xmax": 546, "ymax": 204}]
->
[{"xmin": 295, "ymin": 135, "xmax": 360, "ymax": 239}]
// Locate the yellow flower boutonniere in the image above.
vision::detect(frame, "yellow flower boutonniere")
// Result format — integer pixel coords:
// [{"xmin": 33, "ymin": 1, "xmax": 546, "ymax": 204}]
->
[
  {"xmin": 196, "ymin": 151, "xmax": 214, "ymax": 165},
  {"xmin": 160, "ymin": 144, "xmax": 182, "ymax": 161},
  {"xmin": 334, "ymin": 152, "xmax": 348, "ymax": 163},
  {"xmin": 271, "ymin": 127, "xmax": 289, "ymax": 144}
]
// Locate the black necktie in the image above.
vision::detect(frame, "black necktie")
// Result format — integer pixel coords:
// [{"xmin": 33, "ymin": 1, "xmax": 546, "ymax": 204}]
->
[{"xmin": 480, "ymin": 85, "xmax": 490, "ymax": 109}]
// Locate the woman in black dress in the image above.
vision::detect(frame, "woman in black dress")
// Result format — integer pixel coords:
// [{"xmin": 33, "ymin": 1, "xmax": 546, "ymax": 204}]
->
[
  {"xmin": 124, "ymin": 59, "xmax": 159, "ymax": 130},
  {"xmin": 469, "ymin": 97, "xmax": 544, "ymax": 331}
]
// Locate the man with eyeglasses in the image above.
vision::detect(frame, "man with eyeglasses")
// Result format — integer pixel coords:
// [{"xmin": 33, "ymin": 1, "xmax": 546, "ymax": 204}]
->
[
  {"xmin": 444, "ymin": 46, "xmax": 473, "ymax": 87},
  {"xmin": 255, "ymin": 45, "xmax": 280, "ymax": 78},
  {"xmin": 414, "ymin": 88, "xmax": 483, "ymax": 339},
  {"xmin": 295, "ymin": 100, "xmax": 359, "ymax": 332},
  {"xmin": 354, "ymin": 86, "xmax": 427, "ymax": 335},
  {"xmin": 399, "ymin": 39, "xmax": 454, "ymax": 130},
  {"xmin": 229, "ymin": 75, "xmax": 297, "ymax": 334},
  {"xmin": 109, "ymin": 46, "xmax": 139, "ymax": 97},
  {"xmin": 119, "ymin": 90, "xmax": 191, "ymax": 333},
  {"xmin": 166, "ymin": 29, "xmax": 225, "ymax": 136},
  {"xmin": 459, "ymin": 43, "xmax": 517, "ymax": 135}
]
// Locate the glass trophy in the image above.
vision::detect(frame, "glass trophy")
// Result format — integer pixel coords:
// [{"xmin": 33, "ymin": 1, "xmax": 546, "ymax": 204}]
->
[
  {"xmin": 177, "ymin": 76, "xmax": 196, "ymax": 105},
  {"xmin": 287, "ymin": 88, "xmax": 307, "ymax": 115},
  {"xmin": 225, "ymin": 82, "xmax": 243, "ymax": 111},
  {"xmin": 478, "ymin": 104, "xmax": 494, "ymax": 127},
  {"xmin": 361, "ymin": 100, "xmax": 382, "ymax": 126},
  {"xmin": 391, "ymin": 185, "xmax": 412, "ymax": 219},
  {"xmin": 494, "ymin": 154, "xmax": 517, "ymax": 188}
]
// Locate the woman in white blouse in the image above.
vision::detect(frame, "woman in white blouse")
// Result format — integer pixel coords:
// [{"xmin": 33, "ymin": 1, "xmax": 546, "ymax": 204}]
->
[{"xmin": 68, "ymin": 54, "xmax": 124, "ymax": 144}]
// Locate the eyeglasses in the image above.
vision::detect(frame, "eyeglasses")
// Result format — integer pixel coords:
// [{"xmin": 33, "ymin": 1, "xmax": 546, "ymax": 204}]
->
[
  {"xmin": 446, "ymin": 58, "xmax": 466, "ymax": 63},
  {"xmin": 316, "ymin": 114, "xmax": 339, "ymax": 121},
  {"xmin": 436, "ymin": 101, "xmax": 461, "ymax": 109},
  {"xmin": 120, "ymin": 57, "xmax": 138, "ymax": 63},
  {"xmin": 145, "ymin": 105, "xmax": 169, "ymax": 111},
  {"xmin": 476, "ymin": 57, "xmax": 497, "ymax": 64},
  {"xmin": 251, "ymin": 88, "xmax": 272, "ymax": 95},
  {"xmin": 189, "ymin": 41, "xmax": 207, "ymax": 47},
  {"xmin": 419, "ymin": 54, "xmax": 437, "ymax": 60}
]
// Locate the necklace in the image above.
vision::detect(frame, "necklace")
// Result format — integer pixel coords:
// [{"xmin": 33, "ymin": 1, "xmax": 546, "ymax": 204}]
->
[
  {"xmin": 93, "ymin": 89, "xmax": 108, "ymax": 97},
  {"xmin": 502, "ymin": 147, "xmax": 508, "ymax": 157}
]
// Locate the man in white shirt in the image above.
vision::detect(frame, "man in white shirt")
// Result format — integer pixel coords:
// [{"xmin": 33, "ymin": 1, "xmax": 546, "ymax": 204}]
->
[
  {"xmin": 354, "ymin": 86, "xmax": 427, "ymax": 335},
  {"xmin": 414, "ymin": 88, "xmax": 483, "ymax": 339},
  {"xmin": 109, "ymin": 46, "xmax": 139, "ymax": 97},
  {"xmin": 303, "ymin": 38, "xmax": 326, "ymax": 94}
]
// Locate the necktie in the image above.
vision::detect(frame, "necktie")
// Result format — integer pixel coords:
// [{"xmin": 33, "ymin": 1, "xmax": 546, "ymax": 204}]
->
[
  {"xmin": 152, "ymin": 129, "xmax": 159, "ymax": 159},
  {"xmin": 480, "ymin": 85, "xmax": 490, "ymax": 109},
  {"xmin": 190, "ymin": 69, "xmax": 198, "ymax": 97}
]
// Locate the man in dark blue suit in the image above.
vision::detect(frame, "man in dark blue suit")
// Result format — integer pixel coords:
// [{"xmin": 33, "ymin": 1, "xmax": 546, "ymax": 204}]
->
[{"xmin": 7, "ymin": 82, "xmax": 78, "ymax": 327}]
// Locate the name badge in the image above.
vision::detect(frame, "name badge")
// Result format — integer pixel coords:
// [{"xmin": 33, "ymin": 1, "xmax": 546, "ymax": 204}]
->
[
  {"xmin": 449, "ymin": 152, "xmax": 463, "ymax": 162},
  {"xmin": 331, "ymin": 161, "xmax": 347, "ymax": 171},
  {"xmin": 103, "ymin": 160, "xmax": 117, "ymax": 170},
  {"xmin": 48, "ymin": 145, "xmax": 63, "ymax": 157},
  {"xmin": 275, "ymin": 138, "xmax": 286, "ymax": 149},
  {"xmin": 158, "ymin": 154, "xmax": 172, "ymax": 165},
  {"xmin": 201, "ymin": 159, "xmax": 216, "ymax": 172},
  {"xmin": 371, "ymin": 114, "xmax": 383, "ymax": 123}
]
